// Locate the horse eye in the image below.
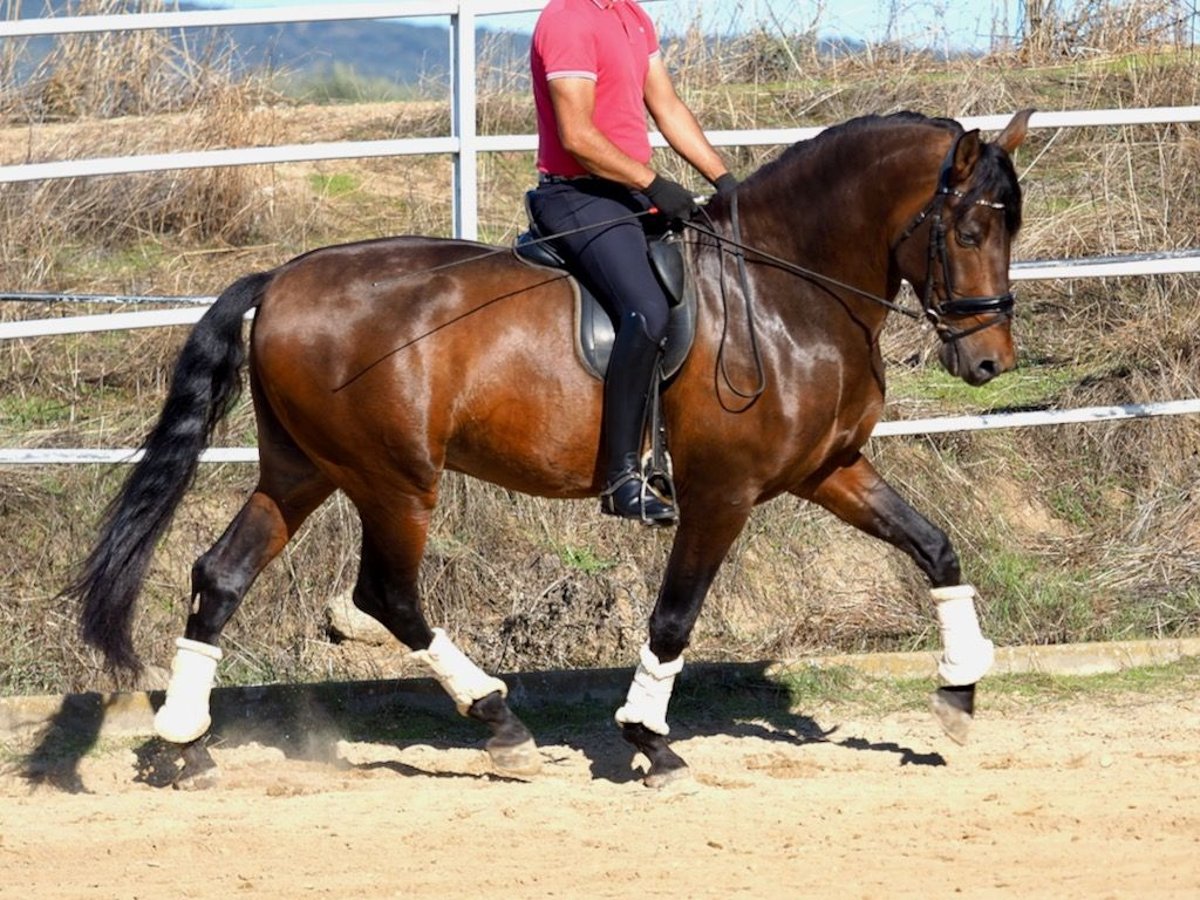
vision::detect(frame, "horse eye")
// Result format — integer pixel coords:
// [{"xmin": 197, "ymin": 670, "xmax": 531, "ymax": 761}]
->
[{"xmin": 956, "ymin": 227, "xmax": 981, "ymax": 248}]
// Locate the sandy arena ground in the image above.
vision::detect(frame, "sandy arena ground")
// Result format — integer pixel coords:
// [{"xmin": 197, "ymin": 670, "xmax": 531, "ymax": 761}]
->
[{"xmin": 2, "ymin": 686, "xmax": 1198, "ymax": 898}]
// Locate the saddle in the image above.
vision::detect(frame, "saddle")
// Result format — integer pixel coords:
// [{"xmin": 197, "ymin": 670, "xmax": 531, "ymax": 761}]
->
[{"xmin": 512, "ymin": 228, "xmax": 697, "ymax": 382}]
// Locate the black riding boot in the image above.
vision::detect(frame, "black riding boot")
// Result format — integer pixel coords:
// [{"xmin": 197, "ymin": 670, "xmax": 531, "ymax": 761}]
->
[{"xmin": 599, "ymin": 311, "xmax": 677, "ymax": 525}]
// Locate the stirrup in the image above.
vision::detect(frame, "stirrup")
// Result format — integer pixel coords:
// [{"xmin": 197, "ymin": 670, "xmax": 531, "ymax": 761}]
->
[{"xmin": 600, "ymin": 470, "xmax": 677, "ymax": 526}]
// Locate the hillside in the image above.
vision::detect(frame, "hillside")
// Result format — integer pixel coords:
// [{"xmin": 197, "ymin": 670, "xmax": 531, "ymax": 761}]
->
[{"xmin": 1, "ymin": 0, "xmax": 531, "ymax": 86}]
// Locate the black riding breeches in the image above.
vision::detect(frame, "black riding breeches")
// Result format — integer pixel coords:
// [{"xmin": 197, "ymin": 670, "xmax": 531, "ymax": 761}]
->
[{"xmin": 526, "ymin": 178, "xmax": 671, "ymax": 342}]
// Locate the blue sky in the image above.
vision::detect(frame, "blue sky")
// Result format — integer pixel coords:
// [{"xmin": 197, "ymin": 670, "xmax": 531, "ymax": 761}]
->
[{"xmin": 189, "ymin": 1, "xmax": 1023, "ymax": 53}]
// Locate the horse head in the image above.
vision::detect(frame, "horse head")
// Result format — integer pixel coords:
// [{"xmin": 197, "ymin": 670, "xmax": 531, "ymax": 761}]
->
[{"xmin": 892, "ymin": 109, "xmax": 1033, "ymax": 386}]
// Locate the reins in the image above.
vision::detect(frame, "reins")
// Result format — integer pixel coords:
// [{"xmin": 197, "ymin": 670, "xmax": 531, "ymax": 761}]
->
[{"xmin": 341, "ymin": 147, "xmax": 1013, "ymax": 397}]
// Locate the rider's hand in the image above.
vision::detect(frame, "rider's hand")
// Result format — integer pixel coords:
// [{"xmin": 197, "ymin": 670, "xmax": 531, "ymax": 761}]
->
[
  {"xmin": 713, "ymin": 173, "xmax": 738, "ymax": 196},
  {"xmin": 643, "ymin": 174, "xmax": 699, "ymax": 223}
]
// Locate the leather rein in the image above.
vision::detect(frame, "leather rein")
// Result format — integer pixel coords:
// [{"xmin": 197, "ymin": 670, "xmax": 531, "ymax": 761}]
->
[{"xmin": 687, "ymin": 138, "xmax": 1016, "ymax": 347}]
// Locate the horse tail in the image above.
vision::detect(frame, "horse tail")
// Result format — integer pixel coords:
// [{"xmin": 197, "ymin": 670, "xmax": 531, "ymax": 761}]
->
[{"xmin": 64, "ymin": 271, "xmax": 272, "ymax": 676}]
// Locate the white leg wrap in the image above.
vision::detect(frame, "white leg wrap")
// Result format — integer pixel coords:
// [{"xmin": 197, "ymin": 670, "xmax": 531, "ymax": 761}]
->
[
  {"xmin": 614, "ymin": 642, "xmax": 684, "ymax": 736},
  {"xmin": 410, "ymin": 628, "xmax": 507, "ymax": 716},
  {"xmin": 153, "ymin": 637, "xmax": 222, "ymax": 744},
  {"xmin": 933, "ymin": 585, "xmax": 995, "ymax": 686}
]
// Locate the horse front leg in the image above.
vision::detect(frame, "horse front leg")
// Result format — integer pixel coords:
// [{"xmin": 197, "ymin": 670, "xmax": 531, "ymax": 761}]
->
[
  {"xmin": 802, "ymin": 453, "xmax": 994, "ymax": 744},
  {"xmin": 618, "ymin": 501, "xmax": 752, "ymax": 787}
]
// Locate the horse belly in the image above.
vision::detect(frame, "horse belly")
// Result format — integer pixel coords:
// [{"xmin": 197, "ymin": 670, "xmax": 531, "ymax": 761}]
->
[{"xmin": 445, "ymin": 373, "xmax": 605, "ymax": 498}]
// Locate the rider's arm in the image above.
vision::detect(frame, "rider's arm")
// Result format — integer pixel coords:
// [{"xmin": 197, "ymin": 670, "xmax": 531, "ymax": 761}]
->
[
  {"xmin": 547, "ymin": 76, "xmax": 657, "ymax": 190},
  {"xmin": 642, "ymin": 56, "xmax": 730, "ymax": 188}
]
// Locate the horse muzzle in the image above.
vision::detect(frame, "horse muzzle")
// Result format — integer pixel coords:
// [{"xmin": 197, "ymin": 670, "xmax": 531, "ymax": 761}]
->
[{"xmin": 939, "ymin": 329, "xmax": 1016, "ymax": 386}]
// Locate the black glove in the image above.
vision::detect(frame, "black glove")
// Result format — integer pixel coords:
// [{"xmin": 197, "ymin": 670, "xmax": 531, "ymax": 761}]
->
[
  {"xmin": 713, "ymin": 173, "xmax": 738, "ymax": 196},
  {"xmin": 643, "ymin": 174, "xmax": 698, "ymax": 223}
]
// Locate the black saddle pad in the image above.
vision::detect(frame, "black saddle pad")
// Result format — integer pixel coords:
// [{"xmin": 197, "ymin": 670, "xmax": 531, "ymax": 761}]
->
[{"xmin": 513, "ymin": 233, "xmax": 696, "ymax": 381}]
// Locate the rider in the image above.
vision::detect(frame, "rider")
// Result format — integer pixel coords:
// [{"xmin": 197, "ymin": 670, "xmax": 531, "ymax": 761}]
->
[{"xmin": 528, "ymin": 0, "xmax": 737, "ymax": 524}]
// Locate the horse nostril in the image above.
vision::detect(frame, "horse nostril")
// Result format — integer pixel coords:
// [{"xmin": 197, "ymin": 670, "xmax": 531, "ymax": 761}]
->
[{"xmin": 975, "ymin": 359, "xmax": 1000, "ymax": 382}]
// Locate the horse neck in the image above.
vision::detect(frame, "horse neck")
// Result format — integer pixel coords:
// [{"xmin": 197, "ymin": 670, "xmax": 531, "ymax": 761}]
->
[{"xmin": 725, "ymin": 124, "xmax": 950, "ymax": 320}]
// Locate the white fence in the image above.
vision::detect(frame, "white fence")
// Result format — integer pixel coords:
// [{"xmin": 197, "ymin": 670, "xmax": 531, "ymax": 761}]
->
[{"xmin": 1, "ymin": 2, "xmax": 1198, "ymax": 465}]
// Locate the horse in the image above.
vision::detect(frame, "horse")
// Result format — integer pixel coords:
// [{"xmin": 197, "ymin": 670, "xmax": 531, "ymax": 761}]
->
[{"xmin": 65, "ymin": 109, "xmax": 1033, "ymax": 788}]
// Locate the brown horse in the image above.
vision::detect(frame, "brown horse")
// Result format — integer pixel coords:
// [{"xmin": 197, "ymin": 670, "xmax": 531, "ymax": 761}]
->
[{"xmin": 67, "ymin": 109, "xmax": 1032, "ymax": 787}]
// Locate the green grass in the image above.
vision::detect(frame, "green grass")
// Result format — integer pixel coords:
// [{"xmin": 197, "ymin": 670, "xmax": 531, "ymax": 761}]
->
[
  {"xmin": 886, "ymin": 363, "xmax": 1083, "ymax": 413},
  {"xmin": 555, "ymin": 544, "xmax": 615, "ymax": 574},
  {"xmin": 308, "ymin": 172, "xmax": 361, "ymax": 198}
]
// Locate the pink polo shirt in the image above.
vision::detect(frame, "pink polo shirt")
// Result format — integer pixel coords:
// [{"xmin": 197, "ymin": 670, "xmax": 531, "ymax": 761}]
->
[{"xmin": 531, "ymin": 0, "xmax": 660, "ymax": 177}]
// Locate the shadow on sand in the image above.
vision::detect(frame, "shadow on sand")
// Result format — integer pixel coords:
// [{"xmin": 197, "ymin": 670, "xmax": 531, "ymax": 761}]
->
[{"xmin": 8, "ymin": 661, "xmax": 943, "ymax": 792}]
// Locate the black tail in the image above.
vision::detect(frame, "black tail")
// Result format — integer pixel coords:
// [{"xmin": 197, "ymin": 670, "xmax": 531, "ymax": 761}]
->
[{"xmin": 63, "ymin": 271, "xmax": 271, "ymax": 675}]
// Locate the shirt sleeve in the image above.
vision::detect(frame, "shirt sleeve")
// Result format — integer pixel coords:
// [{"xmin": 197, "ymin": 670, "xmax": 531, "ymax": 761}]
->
[
  {"xmin": 631, "ymin": 2, "xmax": 661, "ymax": 58},
  {"xmin": 533, "ymin": 9, "xmax": 597, "ymax": 81}
]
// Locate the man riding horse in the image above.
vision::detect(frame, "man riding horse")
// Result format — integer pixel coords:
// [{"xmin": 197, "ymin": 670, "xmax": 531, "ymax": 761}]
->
[{"xmin": 527, "ymin": 0, "xmax": 737, "ymax": 525}]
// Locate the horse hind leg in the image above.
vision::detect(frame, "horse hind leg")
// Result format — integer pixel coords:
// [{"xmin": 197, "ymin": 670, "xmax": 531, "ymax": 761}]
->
[
  {"xmin": 802, "ymin": 453, "xmax": 994, "ymax": 744},
  {"xmin": 152, "ymin": 466, "xmax": 334, "ymax": 787},
  {"xmin": 353, "ymin": 502, "xmax": 540, "ymax": 777}
]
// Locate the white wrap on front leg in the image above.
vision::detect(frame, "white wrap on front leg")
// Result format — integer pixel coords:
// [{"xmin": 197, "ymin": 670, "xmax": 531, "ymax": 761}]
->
[
  {"xmin": 410, "ymin": 628, "xmax": 508, "ymax": 716},
  {"xmin": 614, "ymin": 642, "xmax": 684, "ymax": 736},
  {"xmin": 154, "ymin": 637, "xmax": 222, "ymax": 743},
  {"xmin": 933, "ymin": 584, "xmax": 995, "ymax": 685}
]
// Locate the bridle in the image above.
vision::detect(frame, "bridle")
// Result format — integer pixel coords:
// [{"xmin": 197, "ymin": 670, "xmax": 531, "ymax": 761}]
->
[{"xmin": 894, "ymin": 139, "xmax": 1016, "ymax": 344}]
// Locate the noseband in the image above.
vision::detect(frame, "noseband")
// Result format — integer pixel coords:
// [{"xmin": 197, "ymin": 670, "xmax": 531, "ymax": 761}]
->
[{"xmin": 897, "ymin": 146, "xmax": 1015, "ymax": 344}]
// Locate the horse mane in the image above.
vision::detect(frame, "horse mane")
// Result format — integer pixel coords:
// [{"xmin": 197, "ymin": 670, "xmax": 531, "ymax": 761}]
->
[{"xmin": 736, "ymin": 110, "xmax": 1022, "ymax": 234}]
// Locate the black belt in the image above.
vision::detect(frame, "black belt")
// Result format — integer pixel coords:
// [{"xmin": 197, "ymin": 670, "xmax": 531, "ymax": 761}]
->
[{"xmin": 538, "ymin": 173, "xmax": 600, "ymax": 185}]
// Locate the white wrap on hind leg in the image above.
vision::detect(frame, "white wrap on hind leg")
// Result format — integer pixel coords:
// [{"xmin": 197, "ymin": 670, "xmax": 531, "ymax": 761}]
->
[
  {"xmin": 410, "ymin": 628, "xmax": 508, "ymax": 715},
  {"xmin": 154, "ymin": 637, "xmax": 222, "ymax": 743},
  {"xmin": 933, "ymin": 584, "xmax": 995, "ymax": 685},
  {"xmin": 615, "ymin": 642, "xmax": 684, "ymax": 736}
]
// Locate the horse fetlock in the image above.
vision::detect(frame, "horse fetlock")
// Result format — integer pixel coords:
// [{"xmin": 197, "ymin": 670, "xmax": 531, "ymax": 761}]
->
[
  {"xmin": 153, "ymin": 637, "xmax": 222, "ymax": 744},
  {"xmin": 614, "ymin": 642, "xmax": 684, "ymax": 735},
  {"xmin": 621, "ymin": 722, "xmax": 690, "ymax": 788},
  {"xmin": 412, "ymin": 628, "xmax": 507, "ymax": 715},
  {"xmin": 932, "ymin": 585, "xmax": 995, "ymax": 686}
]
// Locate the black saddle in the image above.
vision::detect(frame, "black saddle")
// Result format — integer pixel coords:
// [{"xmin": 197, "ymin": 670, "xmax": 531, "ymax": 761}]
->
[{"xmin": 513, "ymin": 229, "xmax": 697, "ymax": 381}]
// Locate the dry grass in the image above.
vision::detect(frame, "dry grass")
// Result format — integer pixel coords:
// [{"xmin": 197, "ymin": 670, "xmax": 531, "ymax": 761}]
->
[{"xmin": 1, "ymin": 4, "xmax": 1199, "ymax": 693}]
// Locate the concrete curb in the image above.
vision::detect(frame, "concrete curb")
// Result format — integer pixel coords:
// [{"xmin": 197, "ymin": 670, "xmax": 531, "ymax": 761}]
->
[{"xmin": 2, "ymin": 638, "xmax": 1197, "ymax": 744}]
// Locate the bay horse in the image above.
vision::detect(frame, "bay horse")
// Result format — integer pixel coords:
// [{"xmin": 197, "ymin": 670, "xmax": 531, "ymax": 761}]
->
[{"xmin": 66, "ymin": 109, "xmax": 1032, "ymax": 788}]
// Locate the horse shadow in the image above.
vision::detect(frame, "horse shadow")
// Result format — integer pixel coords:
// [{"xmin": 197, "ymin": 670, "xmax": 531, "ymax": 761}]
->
[
  {"xmin": 10, "ymin": 662, "xmax": 943, "ymax": 792},
  {"xmin": 514, "ymin": 662, "xmax": 946, "ymax": 784}
]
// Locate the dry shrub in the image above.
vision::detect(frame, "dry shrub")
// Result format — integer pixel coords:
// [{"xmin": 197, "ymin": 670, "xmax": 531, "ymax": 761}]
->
[
  {"xmin": 3, "ymin": 2, "xmax": 1200, "ymax": 694},
  {"xmin": 1, "ymin": 0, "xmax": 259, "ymax": 122}
]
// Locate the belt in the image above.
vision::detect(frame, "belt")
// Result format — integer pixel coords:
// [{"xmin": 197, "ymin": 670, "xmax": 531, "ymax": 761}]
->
[{"xmin": 538, "ymin": 173, "xmax": 600, "ymax": 185}]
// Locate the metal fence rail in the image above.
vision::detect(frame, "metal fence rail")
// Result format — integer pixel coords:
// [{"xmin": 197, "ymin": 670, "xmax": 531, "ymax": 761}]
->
[{"xmin": 2, "ymin": 3, "xmax": 1197, "ymax": 464}]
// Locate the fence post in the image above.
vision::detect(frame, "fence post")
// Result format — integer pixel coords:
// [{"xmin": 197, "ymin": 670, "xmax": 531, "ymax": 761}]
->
[{"xmin": 451, "ymin": 1, "xmax": 479, "ymax": 241}]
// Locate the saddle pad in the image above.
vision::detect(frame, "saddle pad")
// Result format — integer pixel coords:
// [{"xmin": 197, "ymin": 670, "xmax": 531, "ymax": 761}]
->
[{"xmin": 513, "ymin": 235, "xmax": 696, "ymax": 382}]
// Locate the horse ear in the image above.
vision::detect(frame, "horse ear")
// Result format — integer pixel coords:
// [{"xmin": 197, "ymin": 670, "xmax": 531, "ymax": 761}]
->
[
  {"xmin": 995, "ymin": 108, "xmax": 1035, "ymax": 154},
  {"xmin": 949, "ymin": 129, "xmax": 982, "ymax": 184}
]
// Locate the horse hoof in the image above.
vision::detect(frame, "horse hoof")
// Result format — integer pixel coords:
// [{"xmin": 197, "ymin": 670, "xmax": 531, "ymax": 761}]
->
[
  {"xmin": 174, "ymin": 738, "xmax": 220, "ymax": 790},
  {"xmin": 643, "ymin": 763, "xmax": 691, "ymax": 790},
  {"xmin": 174, "ymin": 765, "xmax": 221, "ymax": 791},
  {"xmin": 929, "ymin": 687, "xmax": 974, "ymax": 745},
  {"xmin": 487, "ymin": 738, "xmax": 541, "ymax": 777}
]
